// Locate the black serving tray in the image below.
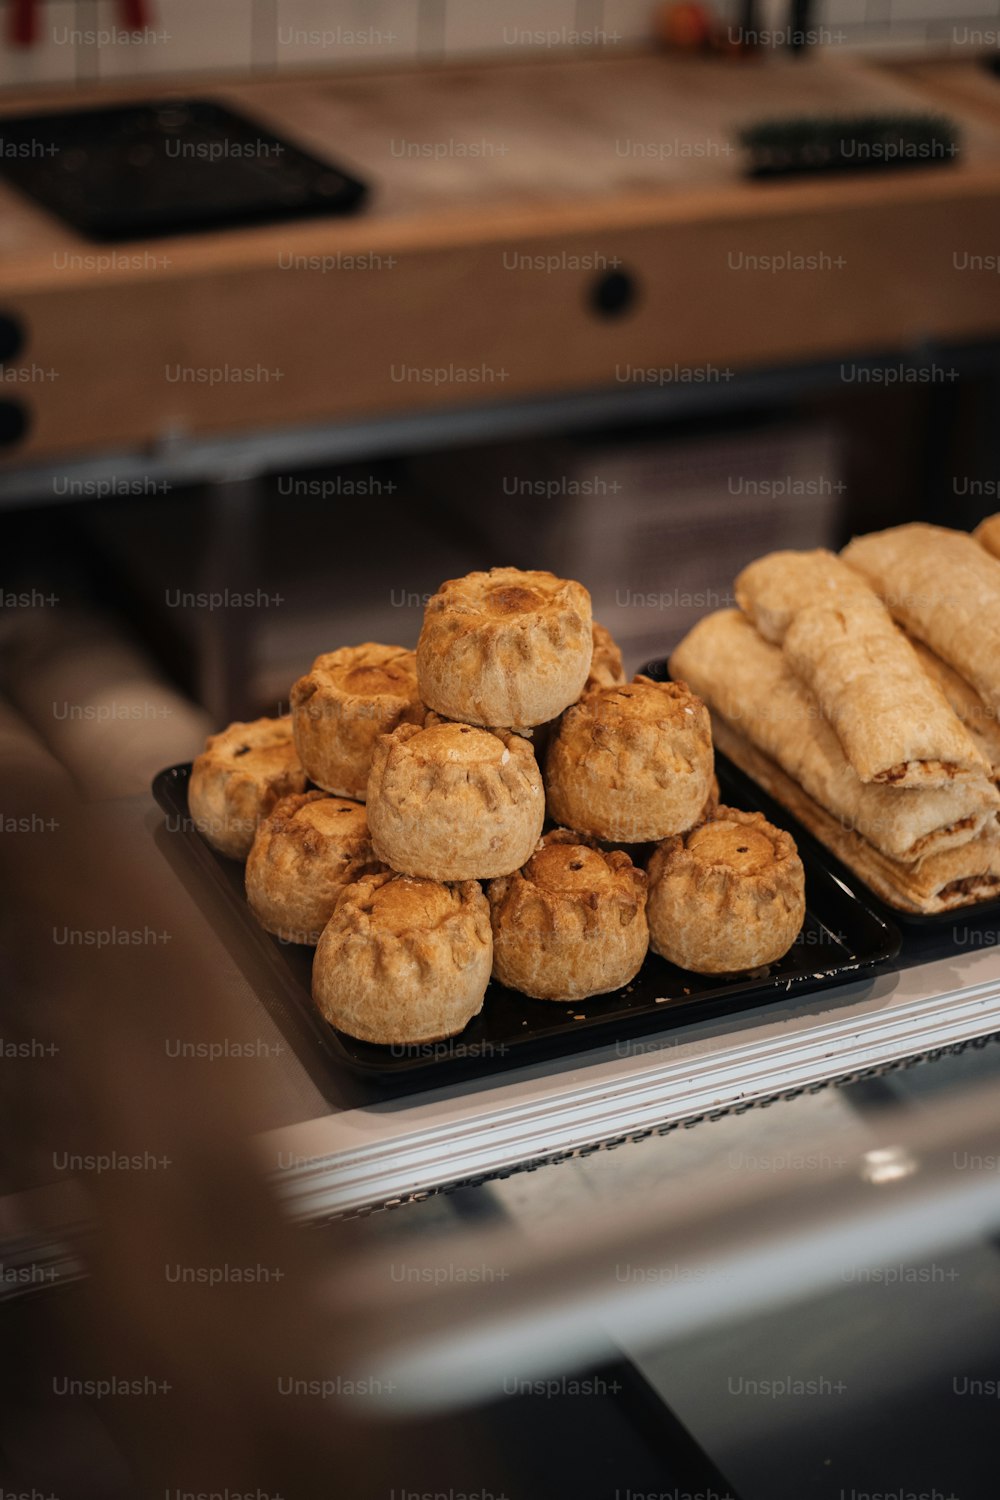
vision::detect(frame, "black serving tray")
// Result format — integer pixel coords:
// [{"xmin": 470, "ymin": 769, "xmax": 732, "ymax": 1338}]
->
[{"xmin": 152, "ymin": 755, "xmax": 901, "ymax": 1084}]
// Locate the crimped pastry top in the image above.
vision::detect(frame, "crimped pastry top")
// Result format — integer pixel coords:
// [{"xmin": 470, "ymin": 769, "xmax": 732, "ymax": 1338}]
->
[
  {"xmin": 587, "ymin": 622, "xmax": 626, "ymax": 689},
  {"xmin": 649, "ymin": 805, "xmax": 802, "ymax": 904},
  {"xmin": 335, "ymin": 870, "xmax": 487, "ymax": 941},
  {"xmin": 372, "ymin": 719, "xmax": 541, "ymax": 801},
  {"xmin": 202, "ymin": 716, "xmax": 298, "ymax": 773},
  {"xmin": 524, "ymin": 829, "xmax": 638, "ymax": 895},
  {"xmin": 684, "ymin": 818, "xmax": 779, "ymax": 877},
  {"xmin": 593, "ymin": 677, "xmax": 697, "ymax": 724},
  {"xmin": 424, "ymin": 567, "xmax": 589, "ymax": 626},
  {"xmin": 292, "ymin": 643, "xmax": 419, "ymax": 705},
  {"xmin": 560, "ymin": 675, "xmax": 710, "ymax": 753},
  {"xmin": 263, "ymin": 790, "xmax": 369, "ymax": 846},
  {"xmin": 490, "ymin": 828, "xmax": 646, "ymax": 933}
]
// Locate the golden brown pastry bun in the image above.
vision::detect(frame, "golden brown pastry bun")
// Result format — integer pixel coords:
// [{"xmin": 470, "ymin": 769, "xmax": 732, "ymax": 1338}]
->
[
  {"xmin": 245, "ymin": 791, "xmax": 382, "ymax": 945},
  {"xmin": 488, "ymin": 829, "xmax": 648, "ymax": 1000},
  {"xmin": 311, "ymin": 871, "xmax": 492, "ymax": 1045},
  {"xmin": 367, "ymin": 718, "xmax": 545, "ymax": 880},
  {"xmin": 545, "ymin": 676, "xmax": 714, "ymax": 842},
  {"xmin": 647, "ymin": 805, "xmax": 805, "ymax": 973},
  {"xmin": 189, "ymin": 716, "xmax": 306, "ymax": 860},
  {"xmin": 586, "ymin": 621, "xmax": 627, "ymax": 691},
  {"xmin": 416, "ymin": 567, "xmax": 593, "ymax": 728},
  {"xmin": 290, "ymin": 643, "xmax": 424, "ymax": 800}
]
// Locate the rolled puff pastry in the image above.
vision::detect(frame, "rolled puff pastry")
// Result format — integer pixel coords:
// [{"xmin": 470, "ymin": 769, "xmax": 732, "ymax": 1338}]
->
[
  {"xmin": 973, "ymin": 512, "xmax": 1000, "ymax": 562},
  {"xmin": 783, "ymin": 595, "xmax": 988, "ymax": 787},
  {"xmin": 842, "ymin": 524, "xmax": 1000, "ymax": 716},
  {"xmin": 734, "ymin": 548, "xmax": 873, "ymax": 644},
  {"xmin": 669, "ymin": 610, "xmax": 999, "ymax": 863},
  {"xmin": 713, "ymin": 715, "xmax": 1000, "ymax": 915}
]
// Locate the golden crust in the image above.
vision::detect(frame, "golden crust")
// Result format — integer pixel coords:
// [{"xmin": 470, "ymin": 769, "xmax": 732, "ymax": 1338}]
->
[
  {"xmin": 487, "ymin": 828, "xmax": 648, "ymax": 1001},
  {"xmin": 842, "ymin": 523, "xmax": 1000, "ymax": 716},
  {"xmin": 366, "ymin": 718, "xmax": 545, "ymax": 880},
  {"xmin": 290, "ymin": 643, "xmax": 424, "ymax": 800},
  {"xmin": 245, "ymin": 791, "xmax": 383, "ymax": 945},
  {"xmin": 189, "ymin": 716, "xmax": 306, "ymax": 860},
  {"xmin": 586, "ymin": 621, "xmax": 627, "ymax": 692},
  {"xmin": 311, "ymin": 871, "xmax": 492, "ymax": 1044},
  {"xmin": 908, "ymin": 636, "xmax": 1000, "ymax": 783},
  {"xmin": 670, "ymin": 610, "xmax": 999, "ymax": 863},
  {"xmin": 783, "ymin": 596, "xmax": 988, "ymax": 787},
  {"xmin": 647, "ymin": 805, "xmax": 805, "ymax": 973},
  {"xmin": 544, "ymin": 676, "xmax": 714, "ymax": 843},
  {"xmin": 974, "ymin": 512, "xmax": 1000, "ymax": 562},
  {"xmin": 416, "ymin": 566, "xmax": 593, "ymax": 728},
  {"xmin": 736, "ymin": 549, "xmax": 987, "ymax": 787},
  {"xmin": 735, "ymin": 549, "xmax": 873, "ymax": 644},
  {"xmin": 713, "ymin": 716, "xmax": 1000, "ymax": 915}
]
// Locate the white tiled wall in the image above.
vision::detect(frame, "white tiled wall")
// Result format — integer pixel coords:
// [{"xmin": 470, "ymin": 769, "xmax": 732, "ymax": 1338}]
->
[
  {"xmin": 93, "ymin": 0, "xmax": 254, "ymax": 79},
  {"xmin": 0, "ymin": 1, "xmax": 78, "ymax": 87},
  {"xmin": 0, "ymin": 0, "xmax": 995, "ymax": 89},
  {"xmin": 275, "ymin": 0, "xmax": 419, "ymax": 68},
  {"xmin": 444, "ymin": 0, "xmax": 578, "ymax": 56}
]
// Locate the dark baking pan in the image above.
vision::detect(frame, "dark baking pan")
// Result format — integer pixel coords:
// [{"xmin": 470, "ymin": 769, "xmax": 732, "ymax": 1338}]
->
[{"xmin": 152, "ymin": 756, "xmax": 901, "ymax": 1086}]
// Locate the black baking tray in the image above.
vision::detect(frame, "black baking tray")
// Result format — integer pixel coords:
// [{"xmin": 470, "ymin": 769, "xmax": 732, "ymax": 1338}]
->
[
  {"xmin": 0, "ymin": 99, "xmax": 367, "ymax": 241},
  {"xmin": 152, "ymin": 755, "xmax": 901, "ymax": 1084},
  {"xmin": 642, "ymin": 657, "xmax": 1000, "ymax": 933}
]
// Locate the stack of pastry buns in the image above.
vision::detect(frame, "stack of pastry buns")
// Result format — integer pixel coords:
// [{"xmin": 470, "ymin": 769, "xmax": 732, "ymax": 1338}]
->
[
  {"xmin": 671, "ymin": 520, "xmax": 1000, "ymax": 915},
  {"xmin": 188, "ymin": 566, "xmax": 807, "ymax": 1045}
]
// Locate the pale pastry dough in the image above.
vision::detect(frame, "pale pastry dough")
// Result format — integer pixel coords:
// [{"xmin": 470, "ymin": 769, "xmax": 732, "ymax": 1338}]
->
[
  {"xmin": 246, "ymin": 791, "xmax": 382, "ymax": 945},
  {"xmin": 647, "ymin": 805, "xmax": 805, "ymax": 973},
  {"xmin": 366, "ymin": 718, "xmax": 545, "ymax": 880},
  {"xmin": 290, "ymin": 643, "xmax": 424, "ymax": 800},
  {"xmin": 908, "ymin": 637, "xmax": 1000, "ymax": 782},
  {"xmin": 973, "ymin": 512, "xmax": 1000, "ymax": 562},
  {"xmin": 545, "ymin": 676, "xmax": 714, "ymax": 843},
  {"xmin": 189, "ymin": 716, "xmax": 306, "ymax": 860},
  {"xmin": 488, "ymin": 828, "xmax": 648, "ymax": 1000},
  {"xmin": 713, "ymin": 716, "xmax": 1000, "ymax": 914},
  {"xmin": 735, "ymin": 549, "xmax": 873, "ymax": 644},
  {"xmin": 416, "ymin": 567, "xmax": 593, "ymax": 728},
  {"xmin": 312, "ymin": 872, "xmax": 492, "ymax": 1044},
  {"xmin": 783, "ymin": 596, "xmax": 988, "ymax": 787},
  {"xmin": 842, "ymin": 524, "xmax": 1000, "ymax": 715},
  {"xmin": 669, "ymin": 611, "xmax": 999, "ymax": 863}
]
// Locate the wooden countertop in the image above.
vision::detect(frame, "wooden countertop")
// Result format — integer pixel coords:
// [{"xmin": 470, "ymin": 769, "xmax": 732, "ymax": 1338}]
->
[{"xmin": 1, "ymin": 50, "xmax": 999, "ymax": 463}]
